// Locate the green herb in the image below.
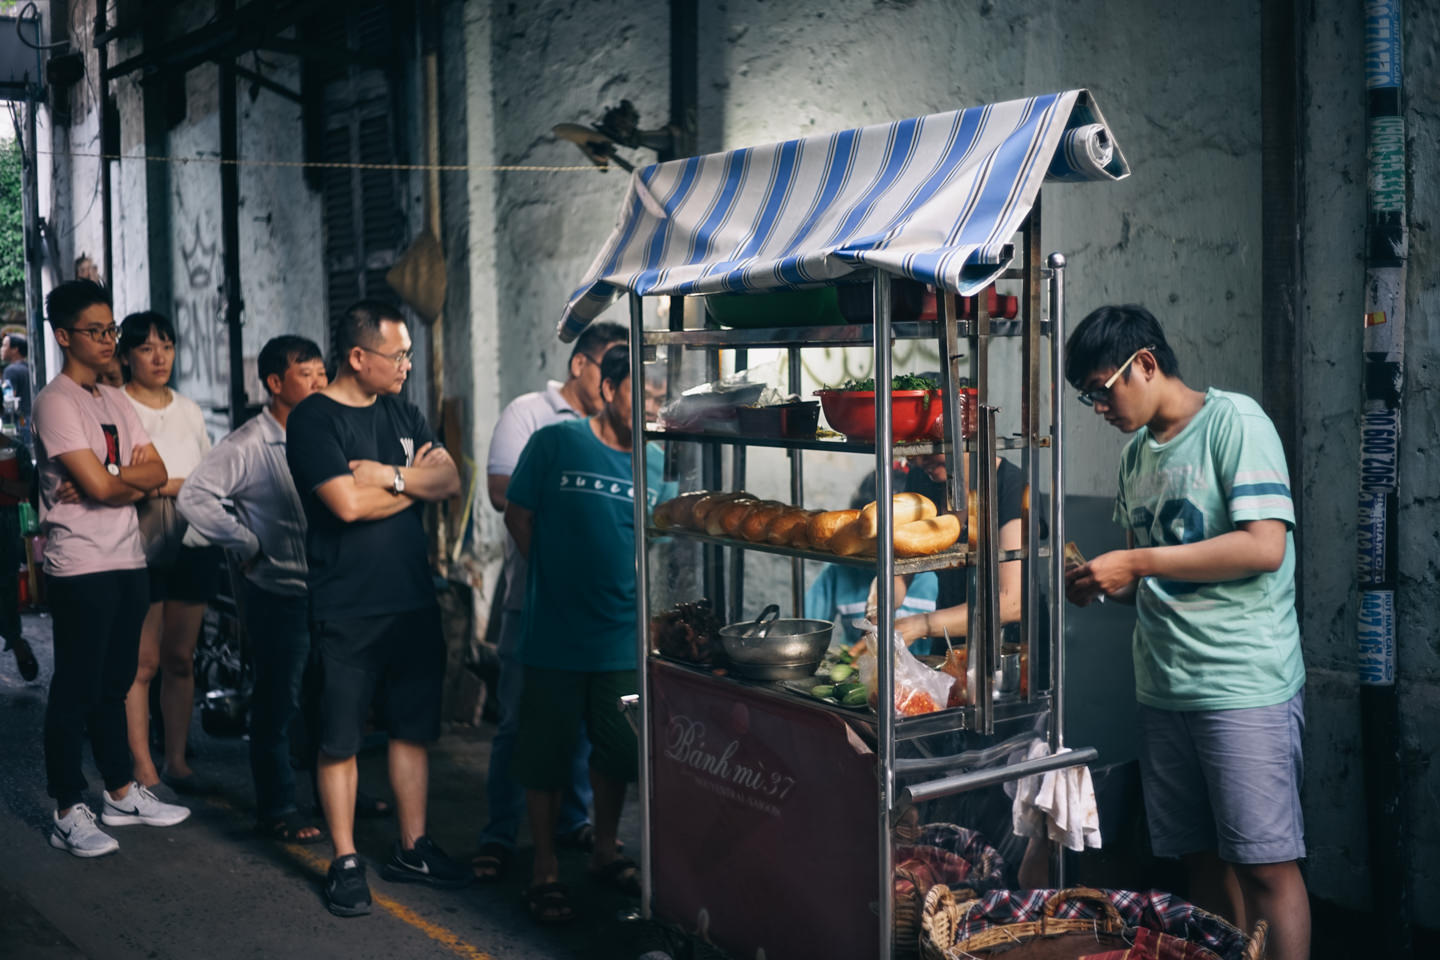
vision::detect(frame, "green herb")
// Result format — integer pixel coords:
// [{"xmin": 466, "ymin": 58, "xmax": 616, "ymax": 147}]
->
[{"xmin": 830, "ymin": 373, "xmax": 937, "ymax": 392}]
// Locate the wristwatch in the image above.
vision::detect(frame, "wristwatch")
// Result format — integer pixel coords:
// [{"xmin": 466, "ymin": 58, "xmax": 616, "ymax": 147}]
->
[
  {"xmin": 106, "ymin": 463, "xmax": 120, "ymax": 476},
  {"xmin": 391, "ymin": 466, "xmax": 405, "ymax": 495}
]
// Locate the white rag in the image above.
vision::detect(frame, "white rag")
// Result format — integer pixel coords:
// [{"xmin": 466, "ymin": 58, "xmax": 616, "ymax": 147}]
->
[{"xmin": 1007, "ymin": 739, "xmax": 1102, "ymax": 852}]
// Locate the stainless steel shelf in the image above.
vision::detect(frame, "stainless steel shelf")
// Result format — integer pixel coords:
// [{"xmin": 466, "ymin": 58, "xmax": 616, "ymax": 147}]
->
[
  {"xmin": 642, "ymin": 319, "xmax": 1049, "ymax": 348},
  {"xmin": 644, "ymin": 428, "xmax": 1029, "ymax": 454},
  {"xmin": 648, "ymin": 526, "xmax": 1048, "ymax": 573}
]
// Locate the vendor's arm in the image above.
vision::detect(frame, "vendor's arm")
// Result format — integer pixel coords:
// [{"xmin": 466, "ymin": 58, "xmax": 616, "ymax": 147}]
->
[
  {"xmin": 895, "ymin": 516, "xmax": 1023, "ymax": 642},
  {"xmin": 504, "ymin": 502, "xmax": 533, "ymax": 558},
  {"xmin": 1067, "ymin": 520, "xmax": 1286, "ymax": 606}
]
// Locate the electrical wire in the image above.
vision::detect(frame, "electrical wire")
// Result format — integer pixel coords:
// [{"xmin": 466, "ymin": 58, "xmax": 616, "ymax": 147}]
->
[
  {"xmin": 14, "ymin": 2, "xmax": 70, "ymax": 51},
  {"xmin": 35, "ymin": 148, "xmax": 606, "ymax": 174}
]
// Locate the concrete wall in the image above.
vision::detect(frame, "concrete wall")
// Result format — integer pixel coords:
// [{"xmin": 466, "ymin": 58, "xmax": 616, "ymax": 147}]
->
[{"xmin": 473, "ymin": 0, "xmax": 1437, "ymax": 921}]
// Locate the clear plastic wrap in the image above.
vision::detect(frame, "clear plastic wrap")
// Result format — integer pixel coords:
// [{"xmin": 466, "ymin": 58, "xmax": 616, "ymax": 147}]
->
[{"xmin": 856, "ymin": 627, "xmax": 954, "ymax": 717}]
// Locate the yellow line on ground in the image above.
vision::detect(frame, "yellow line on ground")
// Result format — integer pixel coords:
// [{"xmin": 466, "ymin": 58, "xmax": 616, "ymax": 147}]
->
[{"xmin": 205, "ymin": 797, "xmax": 493, "ymax": 960}]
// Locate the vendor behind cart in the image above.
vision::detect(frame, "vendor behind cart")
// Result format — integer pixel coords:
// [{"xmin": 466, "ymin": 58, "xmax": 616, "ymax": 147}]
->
[{"xmin": 892, "ymin": 451, "xmax": 1025, "ymax": 649}]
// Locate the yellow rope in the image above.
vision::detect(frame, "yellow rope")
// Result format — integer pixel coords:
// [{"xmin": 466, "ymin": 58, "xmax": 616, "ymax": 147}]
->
[{"xmin": 35, "ymin": 149, "xmax": 606, "ymax": 174}]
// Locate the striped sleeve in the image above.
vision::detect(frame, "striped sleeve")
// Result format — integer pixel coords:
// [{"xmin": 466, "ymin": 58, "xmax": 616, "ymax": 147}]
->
[{"xmin": 1215, "ymin": 401, "xmax": 1294, "ymax": 526}]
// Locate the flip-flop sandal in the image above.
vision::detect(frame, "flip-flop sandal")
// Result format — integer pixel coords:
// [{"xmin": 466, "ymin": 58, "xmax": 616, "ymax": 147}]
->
[
  {"xmin": 555, "ymin": 824, "xmax": 624, "ymax": 853},
  {"xmin": 355, "ymin": 790, "xmax": 392, "ymax": 819},
  {"xmin": 9, "ymin": 638, "xmax": 38, "ymax": 682},
  {"xmin": 256, "ymin": 818, "xmax": 328, "ymax": 845},
  {"xmin": 588, "ymin": 856, "xmax": 642, "ymax": 898},
  {"xmin": 526, "ymin": 881, "xmax": 576, "ymax": 925},
  {"xmin": 471, "ymin": 842, "xmax": 511, "ymax": 882}
]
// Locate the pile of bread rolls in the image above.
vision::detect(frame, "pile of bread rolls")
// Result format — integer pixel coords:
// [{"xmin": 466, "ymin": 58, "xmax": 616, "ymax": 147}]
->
[{"xmin": 653, "ymin": 491, "xmax": 962, "ymax": 558}]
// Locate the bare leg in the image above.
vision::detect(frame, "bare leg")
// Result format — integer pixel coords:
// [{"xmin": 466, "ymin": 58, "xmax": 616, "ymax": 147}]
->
[
  {"xmin": 587, "ymin": 767, "xmax": 628, "ymax": 869},
  {"xmin": 159, "ymin": 599, "xmax": 206, "ymax": 777},
  {"xmin": 318, "ymin": 752, "xmax": 359, "ymax": 858},
  {"xmin": 124, "ymin": 603, "xmax": 165, "ymax": 786},
  {"xmin": 387, "ymin": 739, "xmax": 428, "ymax": 849},
  {"xmin": 526, "ymin": 789, "xmax": 563, "ymax": 884},
  {"xmin": 1184, "ymin": 851, "xmax": 1246, "ymax": 928},
  {"xmin": 1234, "ymin": 860, "xmax": 1310, "ymax": 960}
]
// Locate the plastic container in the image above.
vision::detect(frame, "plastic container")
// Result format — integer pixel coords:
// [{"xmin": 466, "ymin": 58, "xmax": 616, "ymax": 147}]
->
[
  {"xmin": 704, "ymin": 287, "xmax": 844, "ymax": 328},
  {"xmin": 735, "ymin": 400, "xmax": 821, "ymax": 439},
  {"xmin": 815, "ymin": 389, "xmax": 943, "ymax": 442}
]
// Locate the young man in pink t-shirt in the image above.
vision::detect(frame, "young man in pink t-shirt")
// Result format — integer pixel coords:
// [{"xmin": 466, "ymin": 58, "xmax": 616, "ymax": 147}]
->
[{"xmin": 33, "ymin": 280, "xmax": 191, "ymax": 857}]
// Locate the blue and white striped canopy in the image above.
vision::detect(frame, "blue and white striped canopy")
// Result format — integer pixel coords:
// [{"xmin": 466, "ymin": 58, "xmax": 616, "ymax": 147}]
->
[{"xmin": 558, "ymin": 90, "xmax": 1128, "ymax": 341}]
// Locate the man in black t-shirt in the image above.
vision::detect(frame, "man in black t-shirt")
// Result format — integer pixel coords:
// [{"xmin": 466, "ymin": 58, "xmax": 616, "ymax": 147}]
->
[{"xmin": 286, "ymin": 300, "xmax": 467, "ymax": 916}]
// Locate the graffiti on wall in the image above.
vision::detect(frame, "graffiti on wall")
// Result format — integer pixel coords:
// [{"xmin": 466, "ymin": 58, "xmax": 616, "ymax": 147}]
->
[{"xmin": 173, "ymin": 218, "xmax": 228, "ymax": 407}]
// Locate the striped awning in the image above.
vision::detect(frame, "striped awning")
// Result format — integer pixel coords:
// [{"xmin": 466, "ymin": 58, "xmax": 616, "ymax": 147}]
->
[{"xmin": 558, "ymin": 89, "xmax": 1128, "ymax": 341}]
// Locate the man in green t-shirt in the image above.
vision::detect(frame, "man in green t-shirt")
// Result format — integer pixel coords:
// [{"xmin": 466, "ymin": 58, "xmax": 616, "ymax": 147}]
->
[{"xmin": 1063, "ymin": 305, "xmax": 1309, "ymax": 960}]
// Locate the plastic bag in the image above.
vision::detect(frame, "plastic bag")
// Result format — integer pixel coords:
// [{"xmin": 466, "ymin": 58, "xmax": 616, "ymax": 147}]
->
[
  {"xmin": 657, "ymin": 360, "xmax": 786, "ymax": 433},
  {"xmin": 856, "ymin": 626, "xmax": 954, "ymax": 717}
]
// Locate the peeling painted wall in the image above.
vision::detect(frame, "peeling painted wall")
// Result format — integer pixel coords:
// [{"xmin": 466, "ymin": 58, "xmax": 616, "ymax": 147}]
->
[{"xmin": 473, "ymin": 0, "xmax": 1438, "ymax": 921}]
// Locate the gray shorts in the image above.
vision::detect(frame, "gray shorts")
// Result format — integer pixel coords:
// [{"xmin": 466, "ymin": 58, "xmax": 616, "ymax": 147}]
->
[{"xmin": 1137, "ymin": 687, "xmax": 1305, "ymax": 864}]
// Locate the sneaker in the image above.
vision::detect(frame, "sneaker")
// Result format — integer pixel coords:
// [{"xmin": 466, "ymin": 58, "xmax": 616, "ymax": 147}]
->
[
  {"xmin": 50, "ymin": 803, "xmax": 120, "ymax": 858},
  {"xmin": 101, "ymin": 782, "xmax": 192, "ymax": 827},
  {"xmin": 380, "ymin": 835, "xmax": 472, "ymax": 888},
  {"xmin": 326, "ymin": 854, "xmax": 372, "ymax": 917}
]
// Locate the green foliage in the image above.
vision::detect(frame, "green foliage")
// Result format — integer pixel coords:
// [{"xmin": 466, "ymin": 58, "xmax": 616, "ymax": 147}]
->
[
  {"xmin": 829, "ymin": 373, "xmax": 938, "ymax": 392},
  {"xmin": 0, "ymin": 138, "xmax": 25, "ymax": 303}
]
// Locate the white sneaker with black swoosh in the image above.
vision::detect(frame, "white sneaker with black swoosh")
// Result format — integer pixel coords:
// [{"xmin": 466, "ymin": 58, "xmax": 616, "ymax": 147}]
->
[
  {"xmin": 101, "ymin": 783, "xmax": 191, "ymax": 827},
  {"xmin": 50, "ymin": 803, "xmax": 120, "ymax": 858}
]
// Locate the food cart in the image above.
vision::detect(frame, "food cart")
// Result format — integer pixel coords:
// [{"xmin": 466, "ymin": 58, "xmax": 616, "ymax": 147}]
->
[{"xmin": 557, "ymin": 89, "xmax": 1130, "ymax": 960}]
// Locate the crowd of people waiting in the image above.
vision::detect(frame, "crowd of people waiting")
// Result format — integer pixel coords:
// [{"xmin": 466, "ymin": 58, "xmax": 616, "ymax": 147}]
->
[{"xmin": 18, "ymin": 279, "xmax": 649, "ymax": 925}]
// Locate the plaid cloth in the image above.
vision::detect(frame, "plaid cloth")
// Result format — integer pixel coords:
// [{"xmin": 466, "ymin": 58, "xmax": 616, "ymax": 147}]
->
[
  {"xmin": 899, "ymin": 824, "xmax": 1007, "ymax": 893},
  {"xmin": 951, "ymin": 888, "xmax": 1248, "ymax": 960}
]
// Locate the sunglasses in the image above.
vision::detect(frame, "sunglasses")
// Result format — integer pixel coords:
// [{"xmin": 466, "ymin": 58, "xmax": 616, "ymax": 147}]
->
[{"xmin": 1077, "ymin": 345, "xmax": 1154, "ymax": 407}]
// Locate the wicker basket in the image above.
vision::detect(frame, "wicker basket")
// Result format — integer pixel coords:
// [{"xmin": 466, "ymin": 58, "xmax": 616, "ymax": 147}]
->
[{"xmin": 920, "ymin": 886, "xmax": 1269, "ymax": 960}]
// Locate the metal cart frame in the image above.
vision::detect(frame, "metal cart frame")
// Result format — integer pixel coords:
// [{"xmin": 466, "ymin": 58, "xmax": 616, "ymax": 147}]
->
[{"xmin": 627, "ymin": 207, "xmax": 1096, "ymax": 959}]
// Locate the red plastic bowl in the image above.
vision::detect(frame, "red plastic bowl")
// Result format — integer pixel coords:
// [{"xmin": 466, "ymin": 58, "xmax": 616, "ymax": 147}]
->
[{"xmin": 815, "ymin": 389, "xmax": 943, "ymax": 442}]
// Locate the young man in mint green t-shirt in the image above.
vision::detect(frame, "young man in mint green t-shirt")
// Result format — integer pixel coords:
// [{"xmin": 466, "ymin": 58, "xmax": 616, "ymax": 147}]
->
[{"xmin": 1063, "ymin": 305, "xmax": 1309, "ymax": 960}]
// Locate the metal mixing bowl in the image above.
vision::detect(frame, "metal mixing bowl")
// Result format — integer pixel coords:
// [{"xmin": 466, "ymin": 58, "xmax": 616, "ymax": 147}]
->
[{"xmin": 719, "ymin": 617, "xmax": 834, "ymax": 679}]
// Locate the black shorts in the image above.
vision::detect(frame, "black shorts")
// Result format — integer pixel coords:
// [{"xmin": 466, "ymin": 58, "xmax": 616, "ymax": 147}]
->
[
  {"xmin": 311, "ymin": 606, "xmax": 445, "ymax": 759},
  {"xmin": 148, "ymin": 544, "xmax": 224, "ymax": 604}
]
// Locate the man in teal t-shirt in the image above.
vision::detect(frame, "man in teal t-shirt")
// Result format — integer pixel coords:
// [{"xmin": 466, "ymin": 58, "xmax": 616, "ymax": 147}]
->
[
  {"xmin": 503, "ymin": 344, "xmax": 665, "ymax": 924},
  {"xmin": 1063, "ymin": 305, "xmax": 1309, "ymax": 960}
]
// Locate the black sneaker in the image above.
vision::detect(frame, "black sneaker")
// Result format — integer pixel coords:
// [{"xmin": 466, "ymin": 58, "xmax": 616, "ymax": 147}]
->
[
  {"xmin": 380, "ymin": 835, "xmax": 471, "ymax": 889},
  {"xmin": 325, "ymin": 854, "xmax": 372, "ymax": 917}
]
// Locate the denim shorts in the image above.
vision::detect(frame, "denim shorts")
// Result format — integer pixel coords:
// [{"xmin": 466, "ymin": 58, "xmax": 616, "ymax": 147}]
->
[{"xmin": 1137, "ymin": 687, "xmax": 1306, "ymax": 864}]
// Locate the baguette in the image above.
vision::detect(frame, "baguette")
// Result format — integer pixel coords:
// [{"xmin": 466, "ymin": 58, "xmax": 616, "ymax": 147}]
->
[
  {"xmin": 766, "ymin": 508, "xmax": 814, "ymax": 545},
  {"xmin": 739, "ymin": 501, "xmax": 789, "ymax": 541},
  {"xmin": 808, "ymin": 509, "xmax": 861, "ymax": 549},
  {"xmin": 856, "ymin": 492, "xmax": 937, "ymax": 538},
  {"xmin": 787, "ymin": 511, "xmax": 821, "ymax": 548},
  {"xmin": 829, "ymin": 519, "xmax": 878, "ymax": 557},
  {"xmin": 717, "ymin": 498, "xmax": 776, "ymax": 538},
  {"xmin": 967, "ymin": 490, "xmax": 979, "ymax": 550},
  {"xmin": 654, "ymin": 491, "xmax": 709, "ymax": 530},
  {"xmin": 893, "ymin": 514, "xmax": 962, "ymax": 557},
  {"xmin": 691, "ymin": 492, "xmax": 755, "ymax": 530}
]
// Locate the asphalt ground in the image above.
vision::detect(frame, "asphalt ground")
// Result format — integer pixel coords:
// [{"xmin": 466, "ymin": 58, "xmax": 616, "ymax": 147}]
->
[{"xmin": 0, "ymin": 612, "xmax": 663, "ymax": 960}]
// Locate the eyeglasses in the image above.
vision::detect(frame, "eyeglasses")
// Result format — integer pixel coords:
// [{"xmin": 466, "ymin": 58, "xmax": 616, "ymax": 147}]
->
[
  {"xmin": 1077, "ymin": 345, "xmax": 1154, "ymax": 407},
  {"xmin": 360, "ymin": 346, "xmax": 414, "ymax": 368},
  {"xmin": 70, "ymin": 324, "xmax": 121, "ymax": 343}
]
